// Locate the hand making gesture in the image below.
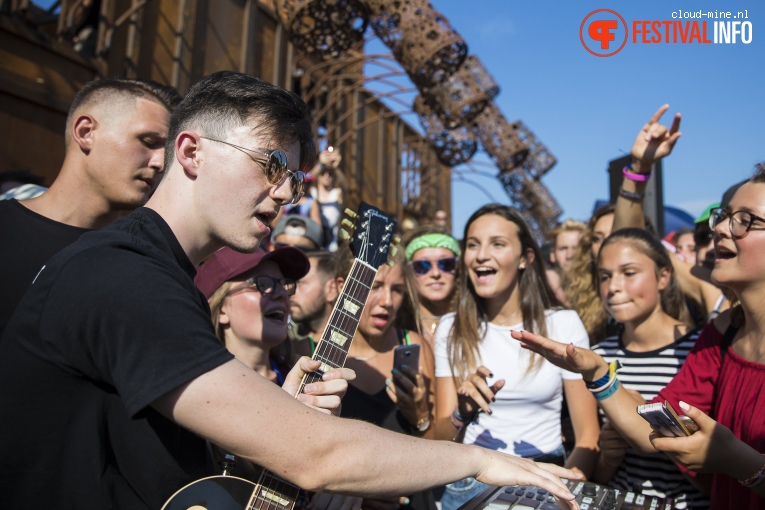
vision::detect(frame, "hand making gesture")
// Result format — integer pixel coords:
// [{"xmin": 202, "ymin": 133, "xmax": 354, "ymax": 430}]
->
[
  {"xmin": 457, "ymin": 366, "xmax": 506, "ymax": 417},
  {"xmin": 630, "ymin": 104, "xmax": 682, "ymax": 174}
]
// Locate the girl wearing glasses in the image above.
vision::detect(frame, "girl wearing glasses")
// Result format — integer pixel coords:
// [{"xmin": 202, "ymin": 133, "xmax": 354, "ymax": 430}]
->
[
  {"xmin": 433, "ymin": 204, "xmax": 600, "ymax": 510},
  {"xmin": 195, "ymin": 246, "xmax": 310, "ymax": 384},
  {"xmin": 401, "ymin": 227, "xmax": 461, "ymax": 347},
  {"xmin": 513, "ymin": 164, "xmax": 765, "ymax": 509}
]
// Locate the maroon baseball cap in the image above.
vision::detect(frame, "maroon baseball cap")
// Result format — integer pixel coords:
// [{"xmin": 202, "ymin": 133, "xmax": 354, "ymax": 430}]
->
[{"xmin": 195, "ymin": 246, "xmax": 310, "ymax": 299}]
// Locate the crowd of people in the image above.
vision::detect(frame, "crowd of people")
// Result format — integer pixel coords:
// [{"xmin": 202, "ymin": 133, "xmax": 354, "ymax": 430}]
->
[{"xmin": 0, "ymin": 71, "xmax": 762, "ymax": 510}]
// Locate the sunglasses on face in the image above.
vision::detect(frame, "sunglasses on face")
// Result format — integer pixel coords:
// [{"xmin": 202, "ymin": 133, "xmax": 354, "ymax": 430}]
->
[
  {"xmin": 709, "ymin": 207, "xmax": 765, "ymax": 239},
  {"xmin": 201, "ymin": 137, "xmax": 305, "ymax": 204},
  {"xmin": 228, "ymin": 275, "xmax": 297, "ymax": 296},
  {"xmin": 410, "ymin": 257, "xmax": 458, "ymax": 276}
]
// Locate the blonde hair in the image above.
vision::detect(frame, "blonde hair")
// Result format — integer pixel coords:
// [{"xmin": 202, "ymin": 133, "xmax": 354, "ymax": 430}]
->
[
  {"xmin": 562, "ymin": 205, "xmax": 614, "ymax": 343},
  {"xmin": 399, "ymin": 225, "xmax": 460, "ymax": 334},
  {"xmin": 207, "ymin": 282, "xmax": 234, "ymax": 346},
  {"xmin": 548, "ymin": 219, "xmax": 586, "ymax": 247}
]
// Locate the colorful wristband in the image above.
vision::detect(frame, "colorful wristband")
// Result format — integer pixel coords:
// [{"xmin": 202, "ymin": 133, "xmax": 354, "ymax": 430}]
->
[
  {"xmin": 586, "ymin": 360, "xmax": 622, "ymax": 390},
  {"xmin": 592, "ymin": 376, "xmax": 620, "ymax": 401},
  {"xmin": 623, "ymin": 165, "xmax": 651, "ymax": 182}
]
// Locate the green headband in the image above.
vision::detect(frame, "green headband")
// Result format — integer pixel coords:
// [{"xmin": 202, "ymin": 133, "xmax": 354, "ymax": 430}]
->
[{"xmin": 405, "ymin": 233, "xmax": 461, "ymax": 260}]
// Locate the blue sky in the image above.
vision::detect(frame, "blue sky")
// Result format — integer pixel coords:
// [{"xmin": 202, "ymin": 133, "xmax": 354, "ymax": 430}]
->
[{"xmin": 369, "ymin": 1, "xmax": 764, "ymax": 237}]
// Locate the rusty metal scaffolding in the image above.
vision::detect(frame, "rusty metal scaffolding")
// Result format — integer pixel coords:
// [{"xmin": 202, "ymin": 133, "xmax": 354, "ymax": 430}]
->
[
  {"xmin": 497, "ymin": 169, "xmax": 562, "ymax": 239},
  {"xmin": 366, "ymin": 0, "xmax": 467, "ymax": 88},
  {"xmin": 297, "ymin": 52, "xmax": 448, "ymax": 221},
  {"xmin": 419, "ymin": 55, "xmax": 499, "ymax": 130},
  {"xmin": 510, "ymin": 120, "xmax": 558, "ymax": 179},
  {"xmin": 413, "ymin": 94, "xmax": 477, "ymax": 167},
  {"xmin": 399, "ymin": 137, "xmax": 442, "ymax": 219},
  {"xmin": 474, "ymin": 103, "xmax": 530, "ymax": 172},
  {"xmin": 274, "ymin": 0, "xmax": 369, "ymax": 59}
]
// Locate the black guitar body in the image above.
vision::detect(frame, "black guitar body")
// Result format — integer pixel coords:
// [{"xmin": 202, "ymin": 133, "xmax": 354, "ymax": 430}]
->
[{"xmin": 163, "ymin": 476, "xmax": 255, "ymax": 510}]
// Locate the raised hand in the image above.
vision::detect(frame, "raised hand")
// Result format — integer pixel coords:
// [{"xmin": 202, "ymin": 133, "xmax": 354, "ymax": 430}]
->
[
  {"xmin": 386, "ymin": 363, "xmax": 430, "ymax": 429},
  {"xmin": 457, "ymin": 366, "xmax": 505, "ymax": 416},
  {"xmin": 631, "ymin": 104, "xmax": 682, "ymax": 173},
  {"xmin": 509, "ymin": 330, "xmax": 609, "ymax": 383},
  {"xmin": 282, "ymin": 356, "xmax": 356, "ymax": 416}
]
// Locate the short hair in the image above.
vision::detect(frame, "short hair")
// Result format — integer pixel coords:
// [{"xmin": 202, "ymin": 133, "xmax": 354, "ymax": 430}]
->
[
  {"xmin": 65, "ymin": 78, "xmax": 181, "ymax": 146},
  {"xmin": 548, "ymin": 219, "xmax": 586, "ymax": 245},
  {"xmin": 165, "ymin": 71, "xmax": 316, "ymax": 174},
  {"xmin": 308, "ymin": 250, "xmax": 342, "ymax": 280}
]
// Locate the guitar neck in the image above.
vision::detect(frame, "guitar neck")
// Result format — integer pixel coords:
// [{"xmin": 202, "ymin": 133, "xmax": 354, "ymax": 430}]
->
[
  {"xmin": 298, "ymin": 258, "xmax": 377, "ymax": 392},
  {"xmin": 249, "ymin": 259, "xmax": 378, "ymax": 510}
]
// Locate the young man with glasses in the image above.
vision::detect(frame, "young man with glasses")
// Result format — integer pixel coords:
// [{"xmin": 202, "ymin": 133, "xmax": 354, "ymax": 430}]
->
[
  {"xmin": 0, "ymin": 78, "xmax": 181, "ymax": 338},
  {"xmin": 0, "ymin": 71, "xmax": 579, "ymax": 510}
]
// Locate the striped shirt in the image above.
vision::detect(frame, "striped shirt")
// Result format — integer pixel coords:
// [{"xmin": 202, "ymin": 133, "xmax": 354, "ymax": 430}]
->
[{"xmin": 593, "ymin": 329, "xmax": 709, "ymax": 509}]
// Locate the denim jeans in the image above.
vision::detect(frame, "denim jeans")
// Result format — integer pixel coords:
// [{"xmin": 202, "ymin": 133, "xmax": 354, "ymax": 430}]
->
[{"xmin": 440, "ymin": 445, "xmax": 567, "ymax": 510}]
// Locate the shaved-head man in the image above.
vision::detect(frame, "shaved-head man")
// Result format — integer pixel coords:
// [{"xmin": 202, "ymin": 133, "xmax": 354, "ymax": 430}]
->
[{"xmin": 0, "ymin": 78, "xmax": 180, "ymax": 335}]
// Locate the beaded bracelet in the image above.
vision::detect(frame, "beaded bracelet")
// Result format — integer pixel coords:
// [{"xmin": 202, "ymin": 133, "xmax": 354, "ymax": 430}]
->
[
  {"xmin": 619, "ymin": 188, "xmax": 644, "ymax": 201},
  {"xmin": 623, "ymin": 164, "xmax": 651, "ymax": 182},
  {"xmin": 739, "ymin": 454, "xmax": 765, "ymax": 488}
]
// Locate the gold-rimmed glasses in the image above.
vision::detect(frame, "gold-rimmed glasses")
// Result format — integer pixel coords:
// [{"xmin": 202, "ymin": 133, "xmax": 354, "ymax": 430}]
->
[{"xmin": 201, "ymin": 136, "xmax": 305, "ymax": 204}]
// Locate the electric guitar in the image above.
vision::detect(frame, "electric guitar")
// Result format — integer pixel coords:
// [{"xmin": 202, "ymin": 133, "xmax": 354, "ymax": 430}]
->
[{"xmin": 162, "ymin": 202, "xmax": 397, "ymax": 510}]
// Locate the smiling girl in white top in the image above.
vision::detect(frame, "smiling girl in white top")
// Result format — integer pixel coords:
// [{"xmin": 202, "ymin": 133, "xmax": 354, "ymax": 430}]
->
[{"xmin": 433, "ymin": 204, "xmax": 599, "ymax": 510}]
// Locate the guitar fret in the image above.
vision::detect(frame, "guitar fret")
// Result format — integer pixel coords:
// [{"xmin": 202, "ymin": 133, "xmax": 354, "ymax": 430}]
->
[{"xmin": 315, "ymin": 341, "xmax": 350, "ymax": 362}]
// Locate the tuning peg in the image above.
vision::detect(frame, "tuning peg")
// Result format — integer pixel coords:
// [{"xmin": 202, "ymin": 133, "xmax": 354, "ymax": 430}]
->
[
  {"xmin": 341, "ymin": 218, "xmax": 356, "ymax": 232},
  {"xmin": 338, "ymin": 229, "xmax": 350, "ymax": 241},
  {"xmin": 391, "ymin": 235, "xmax": 401, "ymax": 246},
  {"xmin": 389, "ymin": 245, "xmax": 398, "ymax": 258},
  {"xmin": 344, "ymin": 208, "xmax": 359, "ymax": 220}
]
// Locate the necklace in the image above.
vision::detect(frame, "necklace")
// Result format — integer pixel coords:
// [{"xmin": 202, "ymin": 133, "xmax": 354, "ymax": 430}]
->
[{"xmin": 421, "ymin": 314, "xmax": 442, "ymax": 335}]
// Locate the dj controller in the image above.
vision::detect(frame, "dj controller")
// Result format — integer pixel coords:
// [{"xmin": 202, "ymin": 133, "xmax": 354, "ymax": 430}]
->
[{"xmin": 457, "ymin": 478, "xmax": 674, "ymax": 510}]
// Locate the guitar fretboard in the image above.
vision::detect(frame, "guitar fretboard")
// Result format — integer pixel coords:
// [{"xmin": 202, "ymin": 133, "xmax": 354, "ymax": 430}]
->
[
  {"xmin": 250, "ymin": 258, "xmax": 378, "ymax": 510},
  {"xmin": 299, "ymin": 259, "xmax": 377, "ymax": 389}
]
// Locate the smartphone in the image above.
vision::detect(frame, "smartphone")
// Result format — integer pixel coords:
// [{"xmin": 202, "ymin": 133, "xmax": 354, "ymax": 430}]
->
[
  {"xmin": 393, "ymin": 344, "xmax": 420, "ymax": 375},
  {"xmin": 637, "ymin": 400, "xmax": 698, "ymax": 437}
]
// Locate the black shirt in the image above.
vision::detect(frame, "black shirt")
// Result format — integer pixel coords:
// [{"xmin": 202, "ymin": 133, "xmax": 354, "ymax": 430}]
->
[
  {"xmin": 0, "ymin": 199, "xmax": 91, "ymax": 337},
  {"xmin": 0, "ymin": 207, "xmax": 233, "ymax": 509}
]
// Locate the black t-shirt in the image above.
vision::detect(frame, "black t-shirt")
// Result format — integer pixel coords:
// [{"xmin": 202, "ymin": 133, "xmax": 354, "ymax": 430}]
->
[
  {"xmin": 0, "ymin": 199, "xmax": 91, "ymax": 337},
  {"xmin": 0, "ymin": 207, "xmax": 234, "ymax": 509}
]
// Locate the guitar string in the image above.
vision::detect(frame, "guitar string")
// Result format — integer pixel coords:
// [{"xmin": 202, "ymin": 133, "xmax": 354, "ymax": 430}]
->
[
  {"xmin": 256, "ymin": 256, "xmax": 379, "ymax": 508},
  {"xmin": 256, "ymin": 216, "xmax": 389, "ymax": 508},
  {"xmin": 254, "ymin": 264, "xmax": 370, "ymax": 510}
]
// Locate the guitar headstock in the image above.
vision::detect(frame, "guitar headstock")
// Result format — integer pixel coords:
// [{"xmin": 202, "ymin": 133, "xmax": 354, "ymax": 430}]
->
[{"xmin": 340, "ymin": 202, "xmax": 397, "ymax": 268}]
